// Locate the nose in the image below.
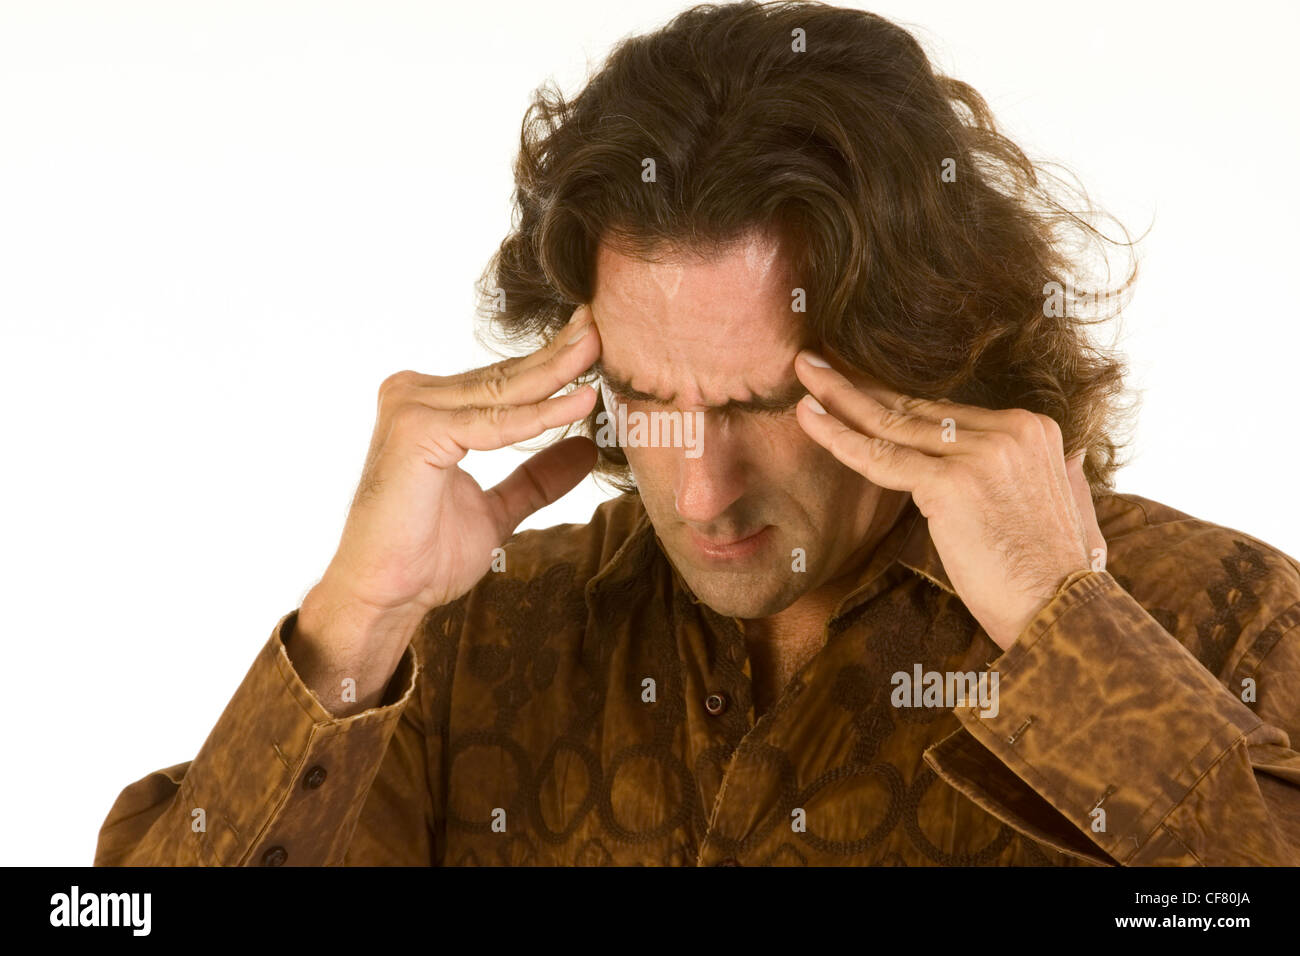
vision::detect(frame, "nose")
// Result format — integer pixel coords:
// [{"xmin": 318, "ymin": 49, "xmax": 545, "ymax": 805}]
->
[{"xmin": 672, "ymin": 413, "xmax": 749, "ymax": 525}]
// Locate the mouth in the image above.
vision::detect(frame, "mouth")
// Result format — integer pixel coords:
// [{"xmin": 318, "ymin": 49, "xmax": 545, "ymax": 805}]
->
[{"xmin": 686, "ymin": 525, "xmax": 771, "ymax": 562}]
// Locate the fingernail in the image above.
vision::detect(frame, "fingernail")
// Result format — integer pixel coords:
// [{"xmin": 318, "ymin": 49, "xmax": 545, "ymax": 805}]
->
[
  {"xmin": 801, "ymin": 350, "xmax": 831, "ymax": 368},
  {"xmin": 803, "ymin": 395, "xmax": 827, "ymax": 414}
]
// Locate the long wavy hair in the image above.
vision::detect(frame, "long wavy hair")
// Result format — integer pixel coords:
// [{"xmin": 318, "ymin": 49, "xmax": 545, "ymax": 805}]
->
[{"xmin": 475, "ymin": 0, "xmax": 1139, "ymax": 496}]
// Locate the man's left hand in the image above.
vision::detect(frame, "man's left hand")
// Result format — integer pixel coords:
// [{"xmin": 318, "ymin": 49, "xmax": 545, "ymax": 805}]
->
[{"xmin": 794, "ymin": 348, "xmax": 1105, "ymax": 651}]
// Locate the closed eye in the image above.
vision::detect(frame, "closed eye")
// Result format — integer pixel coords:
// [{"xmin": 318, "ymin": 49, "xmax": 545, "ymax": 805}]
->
[
  {"xmin": 751, "ymin": 400, "xmax": 801, "ymax": 418},
  {"xmin": 602, "ymin": 381, "xmax": 804, "ymax": 417}
]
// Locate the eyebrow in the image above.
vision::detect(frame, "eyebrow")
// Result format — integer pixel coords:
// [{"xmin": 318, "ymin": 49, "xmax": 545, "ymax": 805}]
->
[{"xmin": 592, "ymin": 359, "xmax": 809, "ymax": 412}]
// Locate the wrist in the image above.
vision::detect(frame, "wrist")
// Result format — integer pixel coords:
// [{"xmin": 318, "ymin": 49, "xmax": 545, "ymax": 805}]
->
[
  {"xmin": 293, "ymin": 582, "xmax": 427, "ymax": 702},
  {"xmin": 992, "ymin": 563, "xmax": 1095, "ymax": 652},
  {"xmin": 301, "ymin": 579, "xmax": 426, "ymax": 644}
]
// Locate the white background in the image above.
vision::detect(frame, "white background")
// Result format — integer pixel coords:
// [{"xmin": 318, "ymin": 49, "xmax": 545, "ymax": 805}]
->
[{"xmin": 2, "ymin": 0, "xmax": 1297, "ymax": 866}]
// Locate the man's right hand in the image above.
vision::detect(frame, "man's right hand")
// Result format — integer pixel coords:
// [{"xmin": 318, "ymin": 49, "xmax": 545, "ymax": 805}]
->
[{"xmin": 290, "ymin": 305, "xmax": 601, "ymax": 713}]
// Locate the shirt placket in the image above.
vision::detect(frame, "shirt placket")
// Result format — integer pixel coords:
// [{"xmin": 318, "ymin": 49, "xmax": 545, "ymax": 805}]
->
[{"xmin": 686, "ymin": 568, "xmax": 907, "ymax": 866}]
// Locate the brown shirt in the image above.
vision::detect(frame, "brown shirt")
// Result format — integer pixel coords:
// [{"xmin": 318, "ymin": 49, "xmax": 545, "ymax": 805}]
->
[{"xmin": 95, "ymin": 490, "xmax": 1300, "ymax": 865}]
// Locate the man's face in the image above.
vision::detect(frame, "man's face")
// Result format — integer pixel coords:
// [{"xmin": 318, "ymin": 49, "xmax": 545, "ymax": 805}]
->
[{"xmin": 589, "ymin": 232, "xmax": 902, "ymax": 619}]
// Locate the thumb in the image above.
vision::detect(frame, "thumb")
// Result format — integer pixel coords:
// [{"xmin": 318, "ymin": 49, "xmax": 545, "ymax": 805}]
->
[
  {"xmin": 487, "ymin": 435, "xmax": 599, "ymax": 537},
  {"xmin": 1066, "ymin": 451, "xmax": 1107, "ymax": 571}
]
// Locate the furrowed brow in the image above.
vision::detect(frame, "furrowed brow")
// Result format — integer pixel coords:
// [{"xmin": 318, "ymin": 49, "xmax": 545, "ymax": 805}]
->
[{"xmin": 592, "ymin": 359, "xmax": 808, "ymax": 411}]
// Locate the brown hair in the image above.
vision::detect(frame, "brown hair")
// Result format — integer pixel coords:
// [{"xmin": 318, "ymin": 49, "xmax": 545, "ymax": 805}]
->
[{"xmin": 475, "ymin": 0, "xmax": 1138, "ymax": 495}]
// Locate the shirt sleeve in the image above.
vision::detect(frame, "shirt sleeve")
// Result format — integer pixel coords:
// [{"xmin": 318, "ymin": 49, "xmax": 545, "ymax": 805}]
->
[
  {"xmin": 93, "ymin": 606, "xmax": 431, "ymax": 866},
  {"xmin": 923, "ymin": 569, "xmax": 1300, "ymax": 866}
]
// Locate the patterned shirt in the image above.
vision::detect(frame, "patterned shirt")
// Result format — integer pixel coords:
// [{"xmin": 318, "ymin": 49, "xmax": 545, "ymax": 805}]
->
[{"xmin": 95, "ymin": 490, "xmax": 1300, "ymax": 865}]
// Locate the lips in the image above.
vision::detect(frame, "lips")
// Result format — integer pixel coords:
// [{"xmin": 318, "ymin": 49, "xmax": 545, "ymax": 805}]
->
[
  {"xmin": 687, "ymin": 525, "xmax": 770, "ymax": 561},
  {"xmin": 697, "ymin": 529, "xmax": 762, "ymax": 547}
]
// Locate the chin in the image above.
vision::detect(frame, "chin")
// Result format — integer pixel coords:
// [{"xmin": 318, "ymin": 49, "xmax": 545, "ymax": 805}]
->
[{"xmin": 683, "ymin": 573, "xmax": 802, "ymax": 620}]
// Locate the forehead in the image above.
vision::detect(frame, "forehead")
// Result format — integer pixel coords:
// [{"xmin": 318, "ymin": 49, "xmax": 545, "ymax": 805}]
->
[{"xmin": 590, "ymin": 232, "xmax": 806, "ymax": 406}]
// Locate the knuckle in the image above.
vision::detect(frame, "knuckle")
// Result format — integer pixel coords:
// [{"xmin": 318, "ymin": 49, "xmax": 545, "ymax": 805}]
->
[
  {"xmin": 988, "ymin": 426, "xmax": 1017, "ymax": 450},
  {"xmin": 1038, "ymin": 413, "xmax": 1063, "ymax": 445},
  {"xmin": 479, "ymin": 369, "xmax": 512, "ymax": 403},
  {"xmin": 897, "ymin": 394, "xmax": 930, "ymax": 415},
  {"xmin": 473, "ymin": 358, "xmax": 511, "ymax": 380},
  {"xmin": 875, "ymin": 407, "xmax": 910, "ymax": 434},
  {"xmin": 865, "ymin": 435, "xmax": 895, "ymax": 461},
  {"xmin": 982, "ymin": 430, "xmax": 1018, "ymax": 468},
  {"xmin": 391, "ymin": 402, "xmax": 431, "ymax": 435},
  {"xmin": 378, "ymin": 372, "xmax": 420, "ymax": 416},
  {"xmin": 1006, "ymin": 407, "xmax": 1039, "ymax": 438},
  {"xmin": 380, "ymin": 369, "xmax": 419, "ymax": 395}
]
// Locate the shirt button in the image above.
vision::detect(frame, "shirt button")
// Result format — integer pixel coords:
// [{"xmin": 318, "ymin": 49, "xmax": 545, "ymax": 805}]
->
[
  {"xmin": 261, "ymin": 846, "xmax": 288, "ymax": 866},
  {"xmin": 714, "ymin": 857, "xmax": 741, "ymax": 866},
  {"xmin": 303, "ymin": 765, "xmax": 327, "ymax": 789},
  {"xmin": 705, "ymin": 693, "xmax": 728, "ymax": 715}
]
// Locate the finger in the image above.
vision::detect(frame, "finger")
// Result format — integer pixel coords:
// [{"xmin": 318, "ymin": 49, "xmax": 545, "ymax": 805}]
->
[
  {"xmin": 439, "ymin": 307, "xmax": 599, "ymax": 409},
  {"xmin": 446, "ymin": 384, "xmax": 597, "ymax": 451},
  {"xmin": 795, "ymin": 351, "xmax": 962, "ymax": 456},
  {"xmin": 374, "ymin": 306, "xmax": 596, "ymax": 414},
  {"xmin": 456, "ymin": 304, "xmax": 594, "ymax": 383},
  {"xmin": 486, "ymin": 435, "xmax": 599, "ymax": 537},
  {"xmin": 1066, "ymin": 451, "xmax": 1107, "ymax": 569},
  {"xmin": 805, "ymin": 346, "xmax": 1009, "ymax": 433},
  {"xmin": 796, "ymin": 393, "xmax": 944, "ymax": 494},
  {"xmin": 403, "ymin": 385, "xmax": 596, "ymax": 466}
]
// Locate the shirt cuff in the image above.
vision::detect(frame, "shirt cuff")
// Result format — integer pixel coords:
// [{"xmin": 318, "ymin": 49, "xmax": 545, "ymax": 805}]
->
[
  {"xmin": 182, "ymin": 606, "xmax": 419, "ymax": 865},
  {"xmin": 941, "ymin": 570, "xmax": 1263, "ymax": 864}
]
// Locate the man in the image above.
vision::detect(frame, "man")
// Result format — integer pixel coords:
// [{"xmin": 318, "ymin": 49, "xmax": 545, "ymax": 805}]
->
[{"xmin": 96, "ymin": 1, "xmax": 1300, "ymax": 866}]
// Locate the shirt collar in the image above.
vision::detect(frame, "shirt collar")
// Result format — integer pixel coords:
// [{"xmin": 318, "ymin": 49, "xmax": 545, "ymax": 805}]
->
[{"xmin": 892, "ymin": 507, "xmax": 957, "ymax": 596}]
